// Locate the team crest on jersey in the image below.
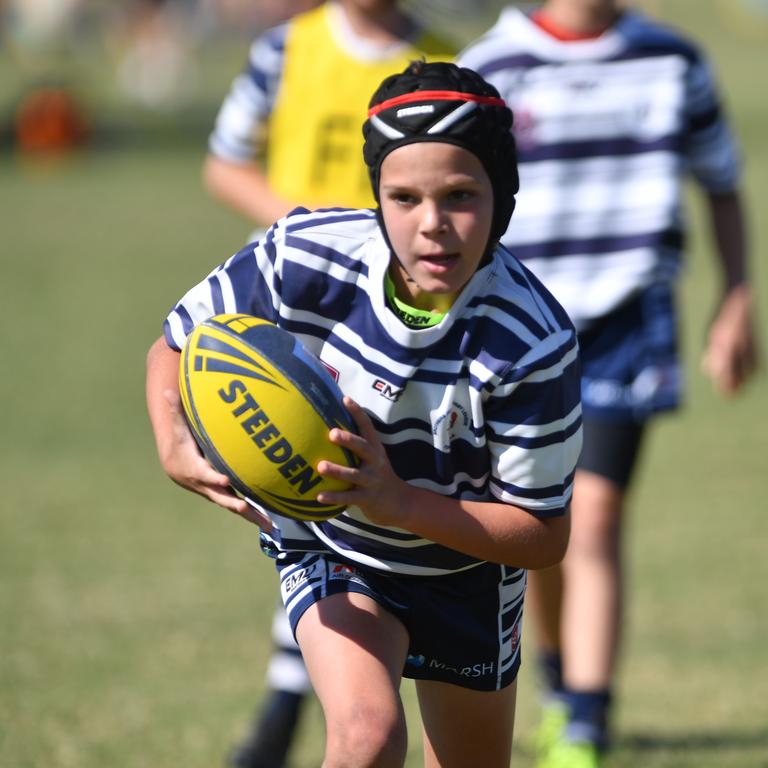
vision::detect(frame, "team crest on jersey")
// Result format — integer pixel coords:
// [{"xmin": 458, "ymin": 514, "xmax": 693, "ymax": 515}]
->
[{"xmin": 432, "ymin": 402, "xmax": 470, "ymax": 449}]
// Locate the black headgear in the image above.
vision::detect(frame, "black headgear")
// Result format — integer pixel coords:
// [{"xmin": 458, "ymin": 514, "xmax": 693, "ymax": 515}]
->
[{"xmin": 362, "ymin": 61, "xmax": 519, "ymax": 249}]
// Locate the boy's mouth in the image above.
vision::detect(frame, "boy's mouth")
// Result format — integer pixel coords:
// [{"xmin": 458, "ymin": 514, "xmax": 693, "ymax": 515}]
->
[{"xmin": 419, "ymin": 252, "xmax": 458, "ymax": 271}]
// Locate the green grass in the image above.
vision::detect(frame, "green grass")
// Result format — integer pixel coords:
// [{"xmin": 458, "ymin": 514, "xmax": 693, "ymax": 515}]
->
[{"xmin": 1, "ymin": 2, "xmax": 767, "ymax": 766}]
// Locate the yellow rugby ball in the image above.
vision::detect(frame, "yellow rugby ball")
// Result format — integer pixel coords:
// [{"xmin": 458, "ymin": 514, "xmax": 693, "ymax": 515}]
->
[{"xmin": 179, "ymin": 313, "xmax": 357, "ymax": 521}]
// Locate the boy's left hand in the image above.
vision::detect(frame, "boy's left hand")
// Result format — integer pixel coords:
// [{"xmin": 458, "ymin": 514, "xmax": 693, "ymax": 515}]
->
[{"xmin": 316, "ymin": 397, "xmax": 409, "ymax": 527}]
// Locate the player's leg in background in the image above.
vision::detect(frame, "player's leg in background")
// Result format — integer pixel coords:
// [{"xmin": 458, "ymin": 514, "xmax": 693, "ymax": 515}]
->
[
  {"xmin": 529, "ymin": 419, "xmax": 645, "ymax": 768},
  {"xmin": 555, "ymin": 467, "xmax": 624, "ymax": 760},
  {"xmin": 524, "ymin": 564, "xmax": 568, "ymax": 756},
  {"xmin": 228, "ymin": 602, "xmax": 312, "ymax": 768}
]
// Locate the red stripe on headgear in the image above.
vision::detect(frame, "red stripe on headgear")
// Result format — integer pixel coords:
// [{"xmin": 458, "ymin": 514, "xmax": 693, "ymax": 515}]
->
[{"xmin": 367, "ymin": 90, "xmax": 508, "ymax": 117}]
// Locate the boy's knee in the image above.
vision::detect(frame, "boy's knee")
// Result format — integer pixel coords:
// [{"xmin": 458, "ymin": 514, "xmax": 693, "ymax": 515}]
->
[{"xmin": 325, "ymin": 699, "xmax": 407, "ymax": 768}]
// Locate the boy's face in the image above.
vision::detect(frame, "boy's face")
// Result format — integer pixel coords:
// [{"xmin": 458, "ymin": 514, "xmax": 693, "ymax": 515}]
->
[{"xmin": 379, "ymin": 142, "xmax": 494, "ymax": 312}]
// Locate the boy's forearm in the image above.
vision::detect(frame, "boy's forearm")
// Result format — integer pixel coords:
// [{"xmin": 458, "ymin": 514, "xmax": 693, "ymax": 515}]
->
[
  {"xmin": 146, "ymin": 336, "xmax": 182, "ymax": 461},
  {"xmin": 397, "ymin": 483, "xmax": 570, "ymax": 569}
]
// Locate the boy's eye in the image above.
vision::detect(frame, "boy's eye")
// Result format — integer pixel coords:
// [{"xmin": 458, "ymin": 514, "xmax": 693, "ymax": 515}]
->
[
  {"xmin": 391, "ymin": 192, "xmax": 417, "ymax": 205},
  {"xmin": 447, "ymin": 189, "xmax": 474, "ymax": 203}
]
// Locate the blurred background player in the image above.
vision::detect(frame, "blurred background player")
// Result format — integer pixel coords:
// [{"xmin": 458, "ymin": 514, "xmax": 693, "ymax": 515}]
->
[
  {"xmin": 203, "ymin": 3, "xmax": 454, "ymax": 766},
  {"xmin": 458, "ymin": 1, "xmax": 759, "ymax": 766},
  {"xmin": 204, "ymin": 0, "xmax": 454, "ymax": 229},
  {"xmin": 107, "ymin": 0, "xmax": 199, "ymax": 111}
]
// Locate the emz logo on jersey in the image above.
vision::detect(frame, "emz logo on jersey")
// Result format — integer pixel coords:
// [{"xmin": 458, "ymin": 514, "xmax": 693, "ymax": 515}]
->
[
  {"xmin": 373, "ymin": 379, "xmax": 403, "ymax": 402},
  {"xmin": 283, "ymin": 568, "xmax": 310, "ymax": 595}
]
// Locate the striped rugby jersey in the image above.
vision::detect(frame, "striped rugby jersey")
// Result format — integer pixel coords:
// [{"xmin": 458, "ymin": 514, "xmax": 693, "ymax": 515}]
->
[
  {"xmin": 164, "ymin": 207, "xmax": 582, "ymax": 576},
  {"xmin": 459, "ymin": 8, "xmax": 741, "ymax": 330}
]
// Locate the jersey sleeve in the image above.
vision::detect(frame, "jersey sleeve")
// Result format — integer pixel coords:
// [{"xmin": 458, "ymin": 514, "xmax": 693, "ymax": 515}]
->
[
  {"xmin": 163, "ymin": 218, "xmax": 290, "ymax": 350},
  {"xmin": 485, "ymin": 329, "xmax": 583, "ymax": 517},
  {"xmin": 683, "ymin": 53, "xmax": 741, "ymax": 193},
  {"xmin": 207, "ymin": 23, "xmax": 288, "ymax": 164}
]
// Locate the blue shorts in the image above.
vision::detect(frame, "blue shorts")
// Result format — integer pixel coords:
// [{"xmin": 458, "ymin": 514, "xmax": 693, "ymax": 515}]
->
[
  {"xmin": 578, "ymin": 417, "xmax": 646, "ymax": 488},
  {"xmin": 578, "ymin": 283, "xmax": 680, "ymax": 423},
  {"xmin": 275, "ymin": 552, "xmax": 525, "ymax": 692}
]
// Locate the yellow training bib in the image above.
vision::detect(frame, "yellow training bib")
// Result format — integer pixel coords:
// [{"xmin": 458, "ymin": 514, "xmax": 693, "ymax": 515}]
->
[{"xmin": 267, "ymin": 5, "xmax": 454, "ymax": 209}]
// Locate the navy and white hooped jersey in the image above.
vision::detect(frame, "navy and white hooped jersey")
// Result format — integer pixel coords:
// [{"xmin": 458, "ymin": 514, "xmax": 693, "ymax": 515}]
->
[
  {"xmin": 458, "ymin": 8, "xmax": 741, "ymax": 330},
  {"xmin": 164, "ymin": 207, "xmax": 582, "ymax": 576}
]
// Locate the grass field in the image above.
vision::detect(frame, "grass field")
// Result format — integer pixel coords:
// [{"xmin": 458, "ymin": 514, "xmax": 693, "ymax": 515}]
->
[{"xmin": 1, "ymin": 2, "xmax": 767, "ymax": 766}]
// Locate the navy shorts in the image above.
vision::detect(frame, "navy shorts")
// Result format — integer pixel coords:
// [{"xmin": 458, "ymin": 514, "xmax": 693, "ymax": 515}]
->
[
  {"xmin": 578, "ymin": 417, "xmax": 646, "ymax": 488},
  {"xmin": 578, "ymin": 283, "xmax": 680, "ymax": 422},
  {"xmin": 275, "ymin": 552, "xmax": 526, "ymax": 691}
]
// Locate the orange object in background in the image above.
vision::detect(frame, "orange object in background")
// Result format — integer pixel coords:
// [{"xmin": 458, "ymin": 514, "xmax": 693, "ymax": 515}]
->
[{"xmin": 14, "ymin": 87, "xmax": 89, "ymax": 153}]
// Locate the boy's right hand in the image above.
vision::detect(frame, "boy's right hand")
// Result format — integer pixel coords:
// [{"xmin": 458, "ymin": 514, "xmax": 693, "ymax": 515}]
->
[{"xmin": 160, "ymin": 389, "xmax": 272, "ymax": 530}]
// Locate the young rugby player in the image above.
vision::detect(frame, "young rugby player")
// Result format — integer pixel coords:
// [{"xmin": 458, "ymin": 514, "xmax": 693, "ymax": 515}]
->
[
  {"xmin": 203, "ymin": 3, "xmax": 454, "ymax": 764},
  {"xmin": 148, "ymin": 61, "xmax": 582, "ymax": 767},
  {"xmin": 459, "ymin": 2, "xmax": 758, "ymax": 765}
]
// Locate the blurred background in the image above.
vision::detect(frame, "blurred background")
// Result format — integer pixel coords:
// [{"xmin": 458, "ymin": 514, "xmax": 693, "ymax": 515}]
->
[{"xmin": 1, "ymin": 2, "xmax": 766, "ymax": 767}]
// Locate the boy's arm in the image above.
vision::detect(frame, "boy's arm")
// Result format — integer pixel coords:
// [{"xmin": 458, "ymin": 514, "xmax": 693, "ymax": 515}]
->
[
  {"xmin": 390, "ymin": 485, "xmax": 570, "ymax": 570},
  {"xmin": 701, "ymin": 190, "xmax": 759, "ymax": 395},
  {"xmin": 146, "ymin": 336, "xmax": 269, "ymax": 527},
  {"xmin": 318, "ymin": 398, "xmax": 571, "ymax": 570}
]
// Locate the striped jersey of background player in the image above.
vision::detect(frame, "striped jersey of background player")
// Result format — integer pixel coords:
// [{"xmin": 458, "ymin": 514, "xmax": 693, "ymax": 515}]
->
[{"xmin": 459, "ymin": 1, "xmax": 758, "ymax": 767}]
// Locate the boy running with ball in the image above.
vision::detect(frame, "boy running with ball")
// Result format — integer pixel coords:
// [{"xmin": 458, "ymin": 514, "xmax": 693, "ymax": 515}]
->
[{"xmin": 147, "ymin": 61, "xmax": 582, "ymax": 767}]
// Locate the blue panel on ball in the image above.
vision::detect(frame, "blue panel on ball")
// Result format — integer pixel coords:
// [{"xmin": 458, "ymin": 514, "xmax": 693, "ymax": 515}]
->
[
  {"xmin": 197, "ymin": 332, "xmax": 268, "ymax": 368},
  {"xmin": 237, "ymin": 323, "xmax": 357, "ymax": 437}
]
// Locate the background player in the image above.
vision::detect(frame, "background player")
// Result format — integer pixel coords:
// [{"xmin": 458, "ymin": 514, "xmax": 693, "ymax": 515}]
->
[
  {"xmin": 147, "ymin": 61, "xmax": 582, "ymax": 768},
  {"xmin": 459, "ymin": 2, "xmax": 759, "ymax": 766},
  {"xmin": 204, "ymin": 0, "xmax": 454, "ymax": 228},
  {"xmin": 203, "ymin": 4, "xmax": 454, "ymax": 765}
]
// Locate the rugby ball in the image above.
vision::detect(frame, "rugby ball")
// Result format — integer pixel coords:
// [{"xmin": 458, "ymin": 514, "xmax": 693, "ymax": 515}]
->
[{"xmin": 179, "ymin": 313, "xmax": 357, "ymax": 521}]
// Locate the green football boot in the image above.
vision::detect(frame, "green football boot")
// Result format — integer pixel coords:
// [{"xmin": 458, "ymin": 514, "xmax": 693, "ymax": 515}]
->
[
  {"xmin": 537, "ymin": 739, "xmax": 602, "ymax": 768},
  {"xmin": 533, "ymin": 700, "xmax": 569, "ymax": 762}
]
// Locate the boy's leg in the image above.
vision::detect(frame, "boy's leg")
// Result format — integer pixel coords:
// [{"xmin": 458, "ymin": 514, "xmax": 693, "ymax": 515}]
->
[
  {"xmin": 296, "ymin": 591, "xmax": 410, "ymax": 768},
  {"xmin": 417, "ymin": 679, "xmax": 517, "ymax": 768}
]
